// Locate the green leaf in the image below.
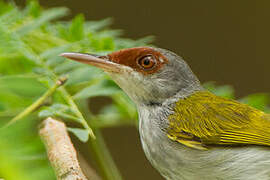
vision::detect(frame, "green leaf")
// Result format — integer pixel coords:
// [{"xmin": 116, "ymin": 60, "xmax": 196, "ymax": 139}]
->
[
  {"xmin": 40, "ymin": 44, "xmax": 72, "ymax": 59},
  {"xmin": 69, "ymin": 14, "xmax": 85, "ymax": 41},
  {"xmin": 0, "ymin": 90, "xmax": 33, "ymax": 110},
  {"xmin": 65, "ymin": 66, "xmax": 104, "ymax": 86},
  {"xmin": 0, "ymin": 1, "xmax": 12, "ymax": 16},
  {"xmin": 67, "ymin": 127, "xmax": 89, "ymax": 142},
  {"xmin": 0, "ymin": 75, "xmax": 46, "ymax": 98},
  {"xmin": 88, "ymin": 36, "xmax": 115, "ymax": 51},
  {"xmin": 16, "ymin": 7, "xmax": 69, "ymax": 35},
  {"xmin": 38, "ymin": 109, "xmax": 54, "ymax": 118},
  {"xmin": 26, "ymin": 0, "xmax": 42, "ymax": 17},
  {"xmin": 0, "ymin": 101, "xmax": 5, "ymax": 111},
  {"xmin": 74, "ymin": 80, "xmax": 120, "ymax": 99},
  {"xmin": 38, "ymin": 103, "xmax": 82, "ymax": 122},
  {"xmin": 53, "ymin": 61, "xmax": 82, "ymax": 74},
  {"xmin": 39, "ymin": 103, "xmax": 71, "ymax": 116},
  {"xmin": 240, "ymin": 93, "xmax": 270, "ymax": 111},
  {"xmin": 84, "ymin": 18, "xmax": 113, "ymax": 32},
  {"xmin": 203, "ymin": 82, "xmax": 234, "ymax": 99}
]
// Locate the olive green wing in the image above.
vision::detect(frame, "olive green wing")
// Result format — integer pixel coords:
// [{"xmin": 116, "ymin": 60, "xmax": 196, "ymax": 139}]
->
[{"xmin": 167, "ymin": 91, "xmax": 270, "ymax": 150}]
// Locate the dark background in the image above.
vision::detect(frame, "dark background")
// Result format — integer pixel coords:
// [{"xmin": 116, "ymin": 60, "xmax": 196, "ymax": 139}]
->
[{"xmin": 15, "ymin": 0, "xmax": 270, "ymax": 179}]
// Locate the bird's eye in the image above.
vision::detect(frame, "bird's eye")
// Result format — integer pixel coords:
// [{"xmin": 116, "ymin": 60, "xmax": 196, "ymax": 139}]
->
[{"xmin": 137, "ymin": 55, "xmax": 156, "ymax": 70}]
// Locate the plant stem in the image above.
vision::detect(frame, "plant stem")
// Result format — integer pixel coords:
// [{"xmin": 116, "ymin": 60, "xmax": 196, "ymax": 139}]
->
[
  {"xmin": 78, "ymin": 100, "xmax": 123, "ymax": 180},
  {"xmin": 3, "ymin": 77, "xmax": 67, "ymax": 128},
  {"xmin": 89, "ymin": 129, "xmax": 123, "ymax": 180},
  {"xmin": 61, "ymin": 89, "xmax": 123, "ymax": 180},
  {"xmin": 59, "ymin": 87, "xmax": 95, "ymax": 139}
]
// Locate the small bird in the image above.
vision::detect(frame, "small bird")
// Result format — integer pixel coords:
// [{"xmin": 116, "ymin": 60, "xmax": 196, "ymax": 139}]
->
[{"xmin": 61, "ymin": 47, "xmax": 270, "ymax": 180}]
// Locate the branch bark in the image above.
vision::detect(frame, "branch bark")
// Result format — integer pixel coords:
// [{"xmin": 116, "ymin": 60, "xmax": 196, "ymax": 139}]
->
[{"xmin": 39, "ymin": 117, "xmax": 100, "ymax": 180}]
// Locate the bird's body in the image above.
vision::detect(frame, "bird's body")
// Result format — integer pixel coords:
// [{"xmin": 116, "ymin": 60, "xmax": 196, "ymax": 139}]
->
[
  {"xmin": 62, "ymin": 47, "xmax": 270, "ymax": 180},
  {"xmin": 138, "ymin": 91, "xmax": 270, "ymax": 180}
]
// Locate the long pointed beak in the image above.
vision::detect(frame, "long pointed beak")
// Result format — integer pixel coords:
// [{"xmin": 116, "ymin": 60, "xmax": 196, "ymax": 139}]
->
[{"xmin": 60, "ymin": 52, "xmax": 122, "ymax": 73}]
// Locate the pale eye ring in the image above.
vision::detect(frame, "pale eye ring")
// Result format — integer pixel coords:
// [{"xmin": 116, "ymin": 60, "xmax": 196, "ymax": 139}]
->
[{"xmin": 137, "ymin": 55, "xmax": 157, "ymax": 70}]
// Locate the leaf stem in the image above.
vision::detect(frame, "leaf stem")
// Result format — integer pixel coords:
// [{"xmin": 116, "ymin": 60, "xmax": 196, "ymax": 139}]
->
[
  {"xmin": 59, "ymin": 87, "xmax": 95, "ymax": 139},
  {"xmin": 3, "ymin": 77, "xmax": 67, "ymax": 128},
  {"xmin": 78, "ymin": 100, "xmax": 123, "ymax": 180},
  {"xmin": 89, "ymin": 129, "xmax": 123, "ymax": 180}
]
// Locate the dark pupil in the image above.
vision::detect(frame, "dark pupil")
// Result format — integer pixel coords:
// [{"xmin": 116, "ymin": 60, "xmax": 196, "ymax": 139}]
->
[{"xmin": 143, "ymin": 58, "xmax": 150, "ymax": 65}]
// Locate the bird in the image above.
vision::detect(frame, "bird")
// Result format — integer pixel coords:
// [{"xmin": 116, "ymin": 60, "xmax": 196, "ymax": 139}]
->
[{"xmin": 61, "ymin": 47, "xmax": 270, "ymax": 180}]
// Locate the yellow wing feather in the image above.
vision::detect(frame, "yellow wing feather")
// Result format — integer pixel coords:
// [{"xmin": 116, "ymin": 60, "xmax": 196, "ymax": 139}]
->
[{"xmin": 167, "ymin": 91, "xmax": 270, "ymax": 150}]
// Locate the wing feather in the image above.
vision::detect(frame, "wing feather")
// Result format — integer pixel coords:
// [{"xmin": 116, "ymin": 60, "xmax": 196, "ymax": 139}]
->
[{"xmin": 167, "ymin": 91, "xmax": 270, "ymax": 149}]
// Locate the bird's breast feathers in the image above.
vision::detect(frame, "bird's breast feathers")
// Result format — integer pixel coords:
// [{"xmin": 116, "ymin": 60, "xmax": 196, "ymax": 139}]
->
[{"xmin": 167, "ymin": 91, "xmax": 270, "ymax": 150}]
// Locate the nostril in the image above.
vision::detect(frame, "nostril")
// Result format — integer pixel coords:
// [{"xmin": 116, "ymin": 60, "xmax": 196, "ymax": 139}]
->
[{"xmin": 99, "ymin": 55, "xmax": 111, "ymax": 61}]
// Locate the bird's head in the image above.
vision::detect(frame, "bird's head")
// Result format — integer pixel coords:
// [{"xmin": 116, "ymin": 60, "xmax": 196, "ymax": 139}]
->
[{"xmin": 61, "ymin": 47, "xmax": 203, "ymax": 106}]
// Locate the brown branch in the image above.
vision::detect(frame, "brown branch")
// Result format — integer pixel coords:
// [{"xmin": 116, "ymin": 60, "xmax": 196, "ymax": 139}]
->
[{"xmin": 39, "ymin": 117, "xmax": 100, "ymax": 180}]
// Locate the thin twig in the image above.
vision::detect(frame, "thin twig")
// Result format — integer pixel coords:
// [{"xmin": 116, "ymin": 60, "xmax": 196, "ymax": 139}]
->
[
  {"xmin": 59, "ymin": 87, "xmax": 95, "ymax": 139},
  {"xmin": 39, "ymin": 117, "xmax": 100, "ymax": 180},
  {"xmin": 3, "ymin": 77, "xmax": 67, "ymax": 128}
]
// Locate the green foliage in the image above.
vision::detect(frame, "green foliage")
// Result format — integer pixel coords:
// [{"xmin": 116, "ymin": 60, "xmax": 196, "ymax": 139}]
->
[
  {"xmin": 0, "ymin": 118, "xmax": 54, "ymax": 180},
  {"xmin": 203, "ymin": 82, "xmax": 235, "ymax": 99},
  {"xmin": 68, "ymin": 127, "xmax": 90, "ymax": 142},
  {"xmin": 240, "ymin": 93, "xmax": 270, "ymax": 113},
  {"xmin": 0, "ymin": 1, "xmax": 150, "ymax": 179}
]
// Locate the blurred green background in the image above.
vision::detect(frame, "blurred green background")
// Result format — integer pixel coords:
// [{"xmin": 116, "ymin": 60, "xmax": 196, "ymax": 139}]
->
[
  {"xmin": 1, "ymin": 0, "xmax": 269, "ymax": 180},
  {"xmin": 16, "ymin": 0, "xmax": 270, "ymax": 97}
]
